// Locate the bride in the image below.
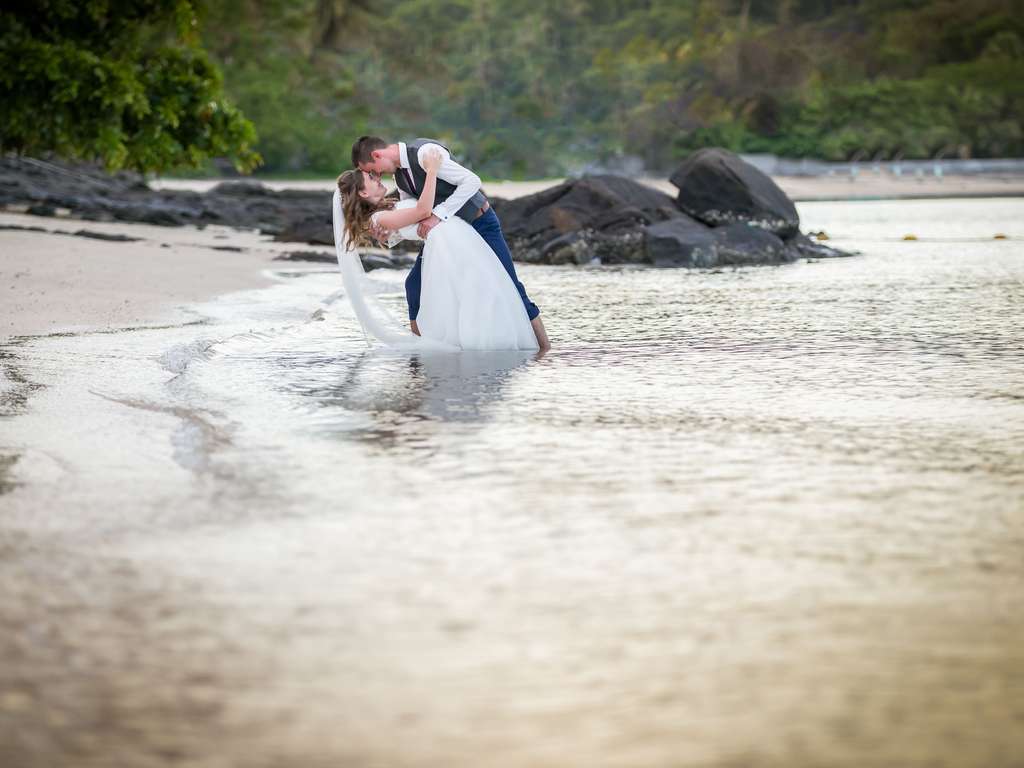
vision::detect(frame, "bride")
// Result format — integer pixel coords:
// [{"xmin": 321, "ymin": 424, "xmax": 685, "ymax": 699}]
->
[{"xmin": 334, "ymin": 149, "xmax": 538, "ymax": 352}]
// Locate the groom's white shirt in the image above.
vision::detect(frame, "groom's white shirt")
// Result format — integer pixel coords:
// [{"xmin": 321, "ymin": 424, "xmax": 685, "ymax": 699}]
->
[{"xmin": 397, "ymin": 142, "xmax": 482, "ymax": 222}]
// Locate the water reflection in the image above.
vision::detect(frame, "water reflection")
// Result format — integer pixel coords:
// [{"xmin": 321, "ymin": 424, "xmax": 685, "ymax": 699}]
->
[{"xmin": 285, "ymin": 347, "xmax": 541, "ymax": 451}]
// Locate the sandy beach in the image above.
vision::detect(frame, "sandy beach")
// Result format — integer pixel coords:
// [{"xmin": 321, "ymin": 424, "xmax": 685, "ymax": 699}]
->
[{"xmin": 0, "ymin": 213, "xmax": 282, "ymax": 339}]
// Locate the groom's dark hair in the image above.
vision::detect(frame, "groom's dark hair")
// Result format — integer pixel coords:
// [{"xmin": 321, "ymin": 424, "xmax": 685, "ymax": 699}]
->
[{"xmin": 351, "ymin": 135, "xmax": 387, "ymax": 166}]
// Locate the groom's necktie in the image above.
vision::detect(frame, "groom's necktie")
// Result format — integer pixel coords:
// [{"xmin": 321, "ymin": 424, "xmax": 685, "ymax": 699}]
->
[{"xmin": 402, "ymin": 167, "xmax": 417, "ymax": 195}]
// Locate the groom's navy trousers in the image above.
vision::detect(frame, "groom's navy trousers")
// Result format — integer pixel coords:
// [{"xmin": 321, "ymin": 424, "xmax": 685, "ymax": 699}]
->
[{"xmin": 405, "ymin": 208, "xmax": 540, "ymax": 322}]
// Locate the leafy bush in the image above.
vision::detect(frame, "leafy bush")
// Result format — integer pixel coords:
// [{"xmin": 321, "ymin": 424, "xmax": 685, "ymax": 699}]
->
[{"xmin": 0, "ymin": 0, "xmax": 259, "ymax": 172}]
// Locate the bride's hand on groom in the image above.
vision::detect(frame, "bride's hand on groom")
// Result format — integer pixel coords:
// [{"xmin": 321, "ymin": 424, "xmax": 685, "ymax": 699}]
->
[
  {"xmin": 417, "ymin": 215, "xmax": 441, "ymax": 239},
  {"xmin": 422, "ymin": 148, "xmax": 443, "ymax": 172}
]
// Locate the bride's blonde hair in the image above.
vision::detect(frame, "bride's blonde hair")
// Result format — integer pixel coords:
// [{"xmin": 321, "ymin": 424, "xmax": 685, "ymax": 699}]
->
[{"xmin": 336, "ymin": 170, "xmax": 393, "ymax": 249}]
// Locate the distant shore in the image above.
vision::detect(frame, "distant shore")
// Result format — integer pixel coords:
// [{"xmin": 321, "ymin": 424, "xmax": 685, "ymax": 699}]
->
[{"xmin": 152, "ymin": 173, "xmax": 1024, "ymax": 201}]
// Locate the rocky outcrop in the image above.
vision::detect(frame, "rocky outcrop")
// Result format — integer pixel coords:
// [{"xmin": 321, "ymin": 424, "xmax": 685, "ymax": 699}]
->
[
  {"xmin": 644, "ymin": 216, "xmax": 720, "ymax": 268},
  {"xmin": 2, "ymin": 151, "xmax": 853, "ymax": 268},
  {"xmin": 669, "ymin": 147, "xmax": 800, "ymax": 237},
  {"xmin": 0, "ymin": 155, "xmax": 330, "ymax": 237},
  {"xmin": 645, "ymin": 217, "xmax": 795, "ymax": 268},
  {"xmin": 492, "ymin": 175, "xmax": 684, "ymax": 264},
  {"xmin": 495, "ymin": 149, "xmax": 851, "ymax": 267}
]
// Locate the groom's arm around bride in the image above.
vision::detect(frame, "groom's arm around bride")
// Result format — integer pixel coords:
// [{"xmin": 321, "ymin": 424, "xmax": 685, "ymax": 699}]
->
[{"xmin": 351, "ymin": 136, "xmax": 550, "ymax": 350}]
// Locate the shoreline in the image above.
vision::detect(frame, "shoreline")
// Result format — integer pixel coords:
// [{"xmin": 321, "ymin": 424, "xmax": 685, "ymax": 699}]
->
[
  {"xmin": 4, "ymin": 190, "xmax": 1021, "ymax": 344},
  {"xmin": 152, "ymin": 173, "xmax": 1024, "ymax": 201},
  {"xmin": 0, "ymin": 211, "xmax": 282, "ymax": 341}
]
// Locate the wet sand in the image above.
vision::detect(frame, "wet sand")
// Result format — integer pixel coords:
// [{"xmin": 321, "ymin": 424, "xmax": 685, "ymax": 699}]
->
[{"xmin": 0, "ymin": 213, "xmax": 280, "ymax": 338}]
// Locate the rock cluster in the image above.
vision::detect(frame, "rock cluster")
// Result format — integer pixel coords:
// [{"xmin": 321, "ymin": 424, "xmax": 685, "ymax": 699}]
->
[
  {"xmin": 493, "ymin": 148, "xmax": 849, "ymax": 267},
  {"xmin": 0, "ymin": 156, "xmax": 330, "ymax": 240},
  {"xmin": 2, "ymin": 149, "xmax": 851, "ymax": 266}
]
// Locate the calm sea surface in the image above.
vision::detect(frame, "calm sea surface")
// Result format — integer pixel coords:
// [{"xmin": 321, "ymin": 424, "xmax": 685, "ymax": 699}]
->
[{"xmin": 1, "ymin": 198, "xmax": 1022, "ymax": 767}]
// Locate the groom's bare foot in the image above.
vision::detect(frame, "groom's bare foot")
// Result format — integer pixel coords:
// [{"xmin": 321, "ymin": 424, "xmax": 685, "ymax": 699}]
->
[
  {"xmin": 531, "ymin": 316, "xmax": 551, "ymax": 350},
  {"xmin": 410, "ymin": 319, "xmax": 421, "ymax": 336}
]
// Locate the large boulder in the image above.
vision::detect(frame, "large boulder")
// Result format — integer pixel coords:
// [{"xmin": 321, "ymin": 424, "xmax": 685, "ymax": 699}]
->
[
  {"xmin": 713, "ymin": 222, "xmax": 793, "ymax": 265},
  {"xmin": 493, "ymin": 167, "xmax": 852, "ymax": 267},
  {"xmin": 645, "ymin": 218, "xmax": 795, "ymax": 268},
  {"xmin": 644, "ymin": 216, "xmax": 719, "ymax": 268},
  {"xmin": 670, "ymin": 148, "xmax": 800, "ymax": 237},
  {"xmin": 492, "ymin": 175, "xmax": 684, "ymax": 264}
]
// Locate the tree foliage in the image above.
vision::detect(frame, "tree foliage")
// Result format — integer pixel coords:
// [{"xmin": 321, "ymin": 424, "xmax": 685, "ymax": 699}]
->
[
  {"xmin": 197, "ymin": 0, "xmax": 371, "ymax": 174},
  {"xmin": 224, "ymin": 0, "xmax": 1020, "ymax": 176},
  {"xmin": 9, "ymin": 0, "xmax": 1019, "ymax": 176},
  {"xmin": 0, "ymin": 0, "xmax": 260, "ymax": 172}
]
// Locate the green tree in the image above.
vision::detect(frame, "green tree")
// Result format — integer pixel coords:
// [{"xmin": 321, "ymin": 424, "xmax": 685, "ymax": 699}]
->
[
  {"xmin": 198, "ymin": 0, "xmax": 370, "ymax": 174},
  {"xmin": 0, "ymin": 0, "xmax": 259, "ymax": 173}
]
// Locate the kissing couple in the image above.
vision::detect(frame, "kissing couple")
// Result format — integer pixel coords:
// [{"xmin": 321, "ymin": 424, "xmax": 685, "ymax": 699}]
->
[{"xmin": 333, "ymin": 136, "xmax": 551, "ymax": 352}]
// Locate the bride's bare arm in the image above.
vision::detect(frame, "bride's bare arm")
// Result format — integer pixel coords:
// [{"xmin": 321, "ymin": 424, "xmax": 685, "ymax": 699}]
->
[{"xmin": 371, "ymin": 149, "xmax": 442, "ymax": 232}]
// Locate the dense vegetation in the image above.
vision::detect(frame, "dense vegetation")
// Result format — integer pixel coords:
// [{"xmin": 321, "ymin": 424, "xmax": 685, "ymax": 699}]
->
[
  {"xmin": 0, "ymin": 0, "xmax": 260, "ymax": 172},
  {"xmin": 200, "ymin": 0, "xmax": 1023, "ymax": 177},
  {"xmin": 4, "ymin": 1, "xmax": 1022, "ymax": 176}
]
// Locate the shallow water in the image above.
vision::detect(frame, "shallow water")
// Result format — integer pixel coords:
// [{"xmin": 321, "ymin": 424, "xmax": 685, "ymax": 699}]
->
[{"xmin": 1, "ymin": 198, "xmax": 1023, "ymax": 767}]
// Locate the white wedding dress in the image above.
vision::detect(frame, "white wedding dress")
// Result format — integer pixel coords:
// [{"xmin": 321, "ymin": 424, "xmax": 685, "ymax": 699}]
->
[{"xmin": 369, "ymin": 200, "xmax": 538, "ymax": 351}]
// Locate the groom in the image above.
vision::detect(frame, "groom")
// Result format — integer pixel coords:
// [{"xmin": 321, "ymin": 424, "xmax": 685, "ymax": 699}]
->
[{"xmin": 351, "ymin": 136, "xmax": 550, "ymax": 350}]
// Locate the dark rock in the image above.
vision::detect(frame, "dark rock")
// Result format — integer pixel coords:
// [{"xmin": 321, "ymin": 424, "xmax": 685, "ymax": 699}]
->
[
  {"xmin": 71, "ymin": 229, "xmax": 141, "ymax": 242},
  {"xmin": 27, "ymin": 203, "xmax": 57, "ymax": 217},
  {"xmin": 493, "ymin": 175, "xmax": 682, "ymax": 263},
  {"xmin": 0, "ymin": 224, "xmax": 47, "ymax": 233},
  {"xmin": 713, "ymin": 222, "xmax": 793, "ymax": 266},
  {"xmin": 520, "ymin": 228, "xmax": 646, "ymax": 265},
  {"xmin": 644, "ymin": 216, "xmax": 719, "ymax": 267},
  {"xmin": 646, "ymin": 219, "xmax": 796, "ymax": 268},
  {"xmin": 1, "ymin": 153, "xmax": 855, "ymax": 269},
  {"xmin": 497, "ymin": 174, "xmax": 682, "ymax": 236},
  {"xmin": 135, "ymin": 206, "xmax": 190, "ymax": 226},
  {"xmin": 274, "ymin": 249, "xmax": 414, "ymax": 271},
  {"xmin": 274, "ymin": 215, "xmax": 334, "ymax": 245},
  {"xmin": 360, "ymin": 253, "xmax": 398, "ymax": 271},
  {"xmin": 787, "ymin": 232, "xmax": 856, "ymax": 260},
  {"xmin": 385, "ymin": 251, "xmax": 417, "ymax": 268},
  {"xmin": 670, "ymin": 148, "xmax": 800, "ymax": 237},
  {"xmin": 0, "ymin": 155, "xmax": 333, "ymax": 243},
  {"xmin": 540, "ymin": 232, "xmax": 592, "ymax": 265},
  {"xmin": 0, "ymin": 222, "xmax": 140, "ymax": 242},
  {"xmin": 275, "ymin": 250, "xmax": 337, "ymax": 264}
]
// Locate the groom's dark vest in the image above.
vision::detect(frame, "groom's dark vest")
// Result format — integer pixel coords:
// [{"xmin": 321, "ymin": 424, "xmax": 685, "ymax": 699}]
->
[{"xmin": 396, "ymin": 138, "xmax": 487, "ymax": 223}]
